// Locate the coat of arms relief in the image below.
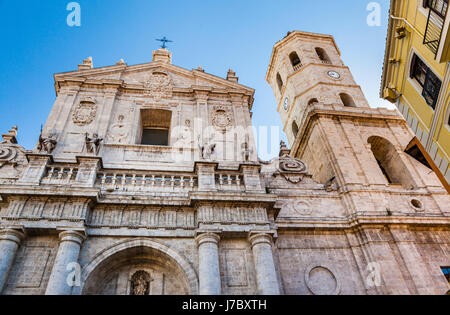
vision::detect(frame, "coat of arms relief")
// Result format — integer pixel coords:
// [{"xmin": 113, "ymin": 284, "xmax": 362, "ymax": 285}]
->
[
  {"xmin": 143, "ymin": 72, "xmax": 174, "ymax": 102},
  {"xmin": 211, "ymin": 106, "xmax": 233, "ymax": 131},
  {"xmin": 72, "ymin": 97, "xmax": 98, "ymax": 126}
]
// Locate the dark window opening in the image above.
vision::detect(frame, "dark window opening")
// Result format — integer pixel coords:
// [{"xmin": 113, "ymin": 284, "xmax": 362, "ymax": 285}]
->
[
  {"xmin": 315, "ymin": 47, "xmax": 331, "ymax": 64},
  {"xmin": 411, "ymin": 54, "xmax": 442, "ymax": 109},
  {"xmin": 141, "ymin": 129, "xmax": 169, "ymax": 146},
  {"xmin": 308, "ymin": 98, "xmax": 319, "ymax": 106},
  {"xmin": 289, "ymin": 52, "xmax": 302, "ymax": 69},
  {"xmin": 140, "ymin": 108, "xmax": 172, "ymax": 146},
  {"xmin": 276, "ymin": 73, "xmax": 284, "ymax": 92},
  {"xmin": 340, "ymin": 93, "xmax": 356, "ymax": 107}
]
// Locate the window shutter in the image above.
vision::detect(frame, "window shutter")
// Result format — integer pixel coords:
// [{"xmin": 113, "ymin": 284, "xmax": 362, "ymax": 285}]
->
[
  {"xmin": 422, "ymin": 69, "xmax": 442, "ymax": 109},
  {"xmin": 410, "ymin": 54, "xmax": 417, "ymax": 78}
]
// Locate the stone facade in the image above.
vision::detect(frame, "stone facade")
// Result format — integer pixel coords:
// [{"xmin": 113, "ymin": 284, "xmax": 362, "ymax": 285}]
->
[{"xmin": 0, "ymin": 31, "xmax": 449, "ymax": 295}]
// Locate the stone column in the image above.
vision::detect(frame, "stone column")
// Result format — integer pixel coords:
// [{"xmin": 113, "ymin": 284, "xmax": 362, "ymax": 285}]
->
[
  {"xmin": 196, "ymin": 233, "xmax": 221, "ymax": 295},
  {"xmin": 45, "ymin": 230, "xmax": 85, "ymax": 295},
  {"xmin": 249, "ymin": 233, "xmax": 280, "ymax": 295},
  {"xmin": 0, "ymin": 228, "xmax": 25, "ymax": 294}
]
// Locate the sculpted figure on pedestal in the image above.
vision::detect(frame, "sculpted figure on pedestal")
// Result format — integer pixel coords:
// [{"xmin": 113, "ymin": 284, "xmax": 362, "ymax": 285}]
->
[{"xmin": 85, "ymin": 133, "xmax": 103, "ymax": 155}]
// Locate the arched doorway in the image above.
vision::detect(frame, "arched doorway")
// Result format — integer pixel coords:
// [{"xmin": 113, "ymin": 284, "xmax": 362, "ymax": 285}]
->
[{"xmin": 77, "ymin": 239, "xmax": 198, "ymax": 295}]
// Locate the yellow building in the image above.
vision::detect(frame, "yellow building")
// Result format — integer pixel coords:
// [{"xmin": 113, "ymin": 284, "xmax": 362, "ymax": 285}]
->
[{"xmin": 381, "ymin": 0, "xmax": 450, "ymax": 191}]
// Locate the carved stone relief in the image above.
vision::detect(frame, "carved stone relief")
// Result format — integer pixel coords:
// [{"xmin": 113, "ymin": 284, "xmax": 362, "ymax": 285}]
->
[
  {"xmin": 211, "ymin": 106, "xmax": 232, "ymax": 130},
  {"xmin": 284, "ymin": 200, "xmax": 313, "ymax": 216},
  {"xmin": 72, "ymin": 98, "xmax": 97, "ymax": 126},
  {"xmin": 143, "ymin": 72, "xmax": 174, "ymax": 101},
  {"xmin": 107, "ymin": 115, "xmax": 129, "ymax": 144}
]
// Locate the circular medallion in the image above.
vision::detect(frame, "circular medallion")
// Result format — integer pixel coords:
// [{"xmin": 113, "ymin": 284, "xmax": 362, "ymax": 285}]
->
[
  {"xmin": 327, "ymin": 71, "xmax": 341, "ymax": 79},
  {"xmin": 305, "ymin": 264, "xmax": 341, "ymax": 295}
]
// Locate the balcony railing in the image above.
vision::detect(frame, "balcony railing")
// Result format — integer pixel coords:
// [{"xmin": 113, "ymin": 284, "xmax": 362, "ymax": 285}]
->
[{"xmin": 424, "ymin": 0, "xmax": 449, "ymax": 54}]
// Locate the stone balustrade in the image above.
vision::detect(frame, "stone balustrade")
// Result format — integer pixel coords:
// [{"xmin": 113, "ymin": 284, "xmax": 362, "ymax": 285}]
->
[
  {"xmin": 215, "ymin": 173, "xmax": 243, "ymax": 191},
  {"xmin": 41, "ymin": 166, "xmax": 79, "ymax": 185},
  {"xmin": 96, "ymin": 172, "xmax": 197, "ymax": 193}
]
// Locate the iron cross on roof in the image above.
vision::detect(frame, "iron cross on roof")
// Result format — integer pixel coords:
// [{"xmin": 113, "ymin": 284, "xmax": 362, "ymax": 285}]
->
[{"xmin": 156, "ymin": 36, "xmax": 173, "ymax": 49}]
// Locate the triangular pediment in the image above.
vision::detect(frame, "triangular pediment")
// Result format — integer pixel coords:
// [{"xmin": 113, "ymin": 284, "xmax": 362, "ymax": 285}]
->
[{"xmin": 54, "ymin": 61, "xmax": 254, "ymax": 94}]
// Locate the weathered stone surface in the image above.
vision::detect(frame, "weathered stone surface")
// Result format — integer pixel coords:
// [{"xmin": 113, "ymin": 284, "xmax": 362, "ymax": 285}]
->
[{"xmin": 0, "ymin": 32, "xmax": 449, "ymax": 295}]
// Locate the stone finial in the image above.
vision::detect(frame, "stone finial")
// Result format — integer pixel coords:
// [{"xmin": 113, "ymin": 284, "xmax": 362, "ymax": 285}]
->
[
  {"xmin": 78, "ymin": 56, "xmax": 94, "ymax": 71},
  {"xmin": 116, "ymin": 59, "xmax": 126, "ymax": 66},
  {"xmin": 226, "ymin": 68, "xmax": 239, "ymax": 83},
  {"xmin": 196, "ymin": 66, "xmax": 205, "ymax": 72},
  {"xmin": 2, "ymin": 126, "xmax": 18, "ymax": 144},
  {"xmin": 279, "ymin": 140, "xmax": 290, "ymax": 157},
  {"xmin": 152, "ymin": 48, "xmax": 172, "ymax": 64}
]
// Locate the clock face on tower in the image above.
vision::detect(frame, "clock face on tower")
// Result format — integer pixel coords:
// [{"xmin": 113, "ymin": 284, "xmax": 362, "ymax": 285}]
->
[
  {"xmin": 327, "ymin": 71, "xmax": 341, "ymax": 79},
  {"xmin": 284, "ymin": 97, "xmax": 289, "ymax": 110}
]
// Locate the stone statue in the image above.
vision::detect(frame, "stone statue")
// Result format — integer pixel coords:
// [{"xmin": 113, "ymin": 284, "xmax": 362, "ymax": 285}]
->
[
  {"xmin": 199, "ymin": 136, "xmax": 216, "ymax": 160},
  {"xmin": 85, "ymin": 133, "xmax": 103, "ymax": 155},
  {"xmin": 131, "ymin": 271, "xmax": 151, "ymax": 296},
  {"xmin": 37, "ymin": 130, "xmax": 57, "ymax": 154},
  {"xmin": 242, "ymin": 141, "xmax": 253, "ymax": 162},
  {"xmin": 201, "ymin": 143, "xmax": 216, "ymax": 160}
]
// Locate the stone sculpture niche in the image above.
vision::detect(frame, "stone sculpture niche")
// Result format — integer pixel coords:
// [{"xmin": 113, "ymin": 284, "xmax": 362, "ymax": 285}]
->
[{"xmin": 130, "ymin": 270, "xmax": 152, "ymax": 296}]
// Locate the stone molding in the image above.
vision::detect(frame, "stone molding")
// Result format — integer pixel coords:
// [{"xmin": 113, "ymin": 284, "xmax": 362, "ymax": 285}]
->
[
  {"xmin": 248, "ymin": 233, "xmax": 273, "ymax": 248},
  {"xmin": 75, "ymin": 238, "xmax": 199, "ymax": 295},
  {"xmin": 57, "ymin": 230, "xmax": 86, "ymax": 246},
  {"xmin": 0, "ymin": 228, "xmax": 25, "ymax": 245},
  {"xmin": 195, "ymin": 232, "xmax": 221, "ymax": 247}
]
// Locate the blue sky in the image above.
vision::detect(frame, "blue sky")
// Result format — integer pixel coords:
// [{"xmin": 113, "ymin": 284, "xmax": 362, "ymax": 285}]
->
[{"xmin": 0, "ymin": 0, "xmax": 392, "ymax": 159}]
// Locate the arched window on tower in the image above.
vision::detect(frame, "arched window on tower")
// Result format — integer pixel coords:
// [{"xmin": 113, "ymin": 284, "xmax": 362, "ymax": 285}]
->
[
  {"xmin": 276, "ymin": 73, "xmax": 284, "ymax": 92},
  {"xmin": 368, "ymin": 136, "xmax": 415, "ymax": 188},
  {"xmin": 308, "ymin": 98, "xmax": 319, "ymax": 106},
  {"xmin": 289, "ymin": 52, "xmax": 302, "ymax": 70},
  {"xmin": 315, "ymin": 47, "xmax": 331, "ymax": 64},
  {"xmin": 292, "ymin": 121, "xmax": 299, "ymax": 138},
  {"xmin": 339, "ymin": 93, "xmax": 356, "ymax": 107}
]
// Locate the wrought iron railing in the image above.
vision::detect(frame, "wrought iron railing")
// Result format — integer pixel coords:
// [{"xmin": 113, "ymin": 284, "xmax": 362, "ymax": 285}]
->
[{"xmin": 424, "ymin": 0, "xmax": 449, "ymax": 54}]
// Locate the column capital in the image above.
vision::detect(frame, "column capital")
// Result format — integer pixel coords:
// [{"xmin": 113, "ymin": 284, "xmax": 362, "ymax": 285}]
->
[
  {"xmin": 0, "ymin": 227, "xmax": 25, "ymax": 245},
  {"xmin": 57, "ymin": 229, "xmax": 86, "ymax": 246},
  {"xmin": 249, "ymin": 233, "xmax": 273, "ymax": 248},
  {"xmin": 195, "ymin": 232, "xmax": 220, "ymax": 247}
]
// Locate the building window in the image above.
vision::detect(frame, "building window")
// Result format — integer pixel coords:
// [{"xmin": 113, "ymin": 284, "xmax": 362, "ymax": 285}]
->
[
  {"xmin": 139, "ymin": 109, "xmax": 171, "ymax": 146},
  {"xmin": 308, "ymin": 98, "xmax": 319, "ymax": 106},
  {"xmin": 289, "ymin": 52, "xmax": 302, "ymax": 70},
  {"xmin": 423, "ymin": 0, "xmax": 448, "ymax": 18},
  {"xmin": 410, "ymin": 54, "xmax": 442, "ymax": 109},
  {"xmin": 292, "ymin": 121, "xmax": 299, "ymax": 138},
  {"xmin": 368, "ymin": 136, "xmax": 415, "ymax": 188},
  {"xmin": 141, "ymin": 129, "xmax": 169, "ymax": 146},
  {"xmin": 339, "ymin": 93, "xmax": 356, "ymax": 107},
  {"xmin": 276, "ymin": 73, "xmax": 284, "ymax": 92},
  {"xmin": 315, "ymin": 47, "xmax": 331, "ymax": 64}
]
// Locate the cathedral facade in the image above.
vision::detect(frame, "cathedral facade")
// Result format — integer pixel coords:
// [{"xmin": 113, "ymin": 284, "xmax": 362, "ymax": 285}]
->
[{"xmin": 0, "ymin": 31, "xmax": 449, "ymax": 295}]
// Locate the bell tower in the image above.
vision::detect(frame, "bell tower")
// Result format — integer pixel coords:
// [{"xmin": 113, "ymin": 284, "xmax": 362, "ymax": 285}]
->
[
  {"xmin": 266, "ymin": 31, "xmax": 370, "ymax": 146},
  {"xmin": 266, "ymin": 31, "xmax": 447, "ymax": 211}
]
